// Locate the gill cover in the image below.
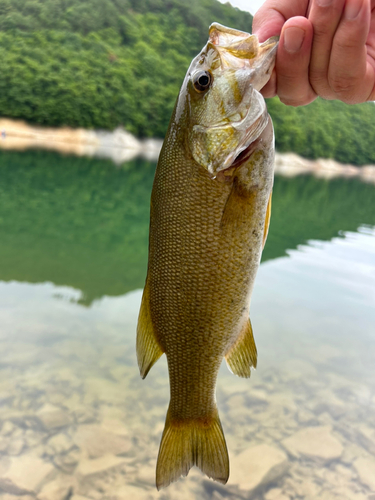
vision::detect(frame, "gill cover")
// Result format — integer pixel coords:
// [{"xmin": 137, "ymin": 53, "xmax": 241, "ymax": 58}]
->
[{"xmin": 185, "ymin": 23, "xmax": 278, "ymax": 175}]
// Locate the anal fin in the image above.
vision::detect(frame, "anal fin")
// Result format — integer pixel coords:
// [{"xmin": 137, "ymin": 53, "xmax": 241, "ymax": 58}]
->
[
  {"xmin": 225, "ymin": 318, "xmax": 257, "ymax": 378},
  {"xmin": 136, "ymin": 281, "xmax": 163, "ymax": 379}
]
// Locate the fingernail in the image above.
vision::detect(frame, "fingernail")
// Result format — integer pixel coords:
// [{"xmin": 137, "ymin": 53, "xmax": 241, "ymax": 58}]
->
[
  {"xmin": 283, "ymin": 27, "xmax": 305, "ymax": 53},
  {"xmin": 345, "ymin": 0, "xmax": 363, "ymax": 19},
  {"xmin": 317, "ymin": 0, "xmax": 333, "ymax": 7}
]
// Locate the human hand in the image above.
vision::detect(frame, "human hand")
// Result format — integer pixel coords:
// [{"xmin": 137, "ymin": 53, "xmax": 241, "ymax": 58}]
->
[{"xmin": 252, "ymin": 0, "xmax": 375, "ymax": 105}]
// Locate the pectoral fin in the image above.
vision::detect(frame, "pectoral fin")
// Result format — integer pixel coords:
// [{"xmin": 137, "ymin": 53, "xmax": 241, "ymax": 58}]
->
[
  {"xmin": 225, "ymin": 318, "xmax": 257, "ymax": 378},
  {"xmin": 262, "ymin": 191, "xmax": 272, "ymax": 249},
  {"xmin": 136, "ymin": 281, "xmax": 163, "ymax": 379}
]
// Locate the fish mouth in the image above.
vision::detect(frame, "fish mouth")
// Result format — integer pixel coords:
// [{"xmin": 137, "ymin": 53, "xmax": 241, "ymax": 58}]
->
[{"xmin": 207, "ymin": 32, "xmax": 278, "ymax": 175}]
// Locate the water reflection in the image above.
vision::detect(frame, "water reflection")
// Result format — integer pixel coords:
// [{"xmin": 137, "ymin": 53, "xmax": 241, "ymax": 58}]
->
[
  {"xmin": 0, "ymin": 149, "xmax": 374, "ymax": 499},
  {"xmin": 0, "ymin": 149, "xmax": 374, "ymax": 304}
]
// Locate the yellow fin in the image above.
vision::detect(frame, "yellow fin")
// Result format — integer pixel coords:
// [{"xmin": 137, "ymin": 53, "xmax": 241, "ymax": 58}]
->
[
  {"xmin": 136, "ymin": 281, "xmax": 163, "ymax": 379},
  {"xmin": 263, "ymin": 191, "xmax": 272, "ymax": 249},
  {"xmin": 156, "ymin": 407, "xmax": 229, "ymax": 490},
  {"xmin": 225, "ymin": 318, "xmax": 257, "ymax": 378}
]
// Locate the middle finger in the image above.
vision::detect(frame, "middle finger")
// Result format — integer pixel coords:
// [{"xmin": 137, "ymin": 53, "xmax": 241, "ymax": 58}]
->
[{"xmin": 308, "ymin": 0, "xmax": 347, "ymax": 98}]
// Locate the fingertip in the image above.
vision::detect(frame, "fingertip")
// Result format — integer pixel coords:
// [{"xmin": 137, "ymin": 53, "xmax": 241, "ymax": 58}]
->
[
  {"xmin": 252, "ymin": 7, "xmax": 285, "ymax": 42},
  {"xmin": 252, "ymin": 1, "xmax": 311, "ymax": 41}
]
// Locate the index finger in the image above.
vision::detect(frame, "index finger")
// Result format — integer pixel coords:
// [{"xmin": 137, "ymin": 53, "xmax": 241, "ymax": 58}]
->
[{"xmin": 253, "ymin": 0, "xmax": 310, "ymax": 41}]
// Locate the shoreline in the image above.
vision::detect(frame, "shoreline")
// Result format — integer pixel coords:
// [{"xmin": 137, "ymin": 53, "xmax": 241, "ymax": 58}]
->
[{"xmin": 0, "ymin": 117, "xmax": 374, "ymax": 184}]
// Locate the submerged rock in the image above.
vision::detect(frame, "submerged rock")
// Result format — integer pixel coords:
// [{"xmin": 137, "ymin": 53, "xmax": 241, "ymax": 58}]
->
[
  {"xmin": 354, "ymin": 456, "xmax": 375, "ymax": 491},
  {"xmin": 103, "ymin": 484, "xmax": 157, "ymax": 500},
  {"xmin": 0, "ymin": 454, "xmax": 55, "ymax": 494},
  {"xmin": 1, "ymin": 422, "xmax": 15, "ymax": 437},
  {"xmin": 265, "ymin": 489, "xmax": 291, "ymax": 500},
  {"xmin": 76, "ymin": 454, "xmax": 127, "ymax": 478},
  {"xmin": 45, "ymin": 433, "xmax": 75, "ymax": 456},
  {"xmin": 70, "ymin": 496, "xmax": 95, "ymax": 500},
  {"xmin": 0, "ymin": 436, "xmax": 9, "ymax": 452},
  {"xmin": 6, "ymin": 438, "xmax": 25, "ymax": 456},
  {"xmin": 36, "ymin": 404, "xmax": 72, "ymax": 431},
  {"xmin": 37, "ymin": 474, "xmax": 77, "ymax": 500},
  {"xmin": 228, "ymin": 443, "xmax": 289, "ymax": 496},
  {"xmin": 53, "ymin": 448, "xmax": 81, "ymax": 474},
  {"xmin": 282, "ymin": 426, "xmax": 343, "ymax": 461},
  {"xmin": 136, "ymin": 464, "xmax": 156, "ymax": 488},
  {"xmin": 73, "ymin": 424, "xmax": 132, "ymax": 459},
  {"xmin": 0, "ymin": 495, "xmax": 34, "ymax": 500}
]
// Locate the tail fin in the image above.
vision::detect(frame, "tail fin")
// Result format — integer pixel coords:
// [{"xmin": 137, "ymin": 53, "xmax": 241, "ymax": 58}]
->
[{"xmin": 156, "ymin": 407, "xmax": 229, "ymax": 490}]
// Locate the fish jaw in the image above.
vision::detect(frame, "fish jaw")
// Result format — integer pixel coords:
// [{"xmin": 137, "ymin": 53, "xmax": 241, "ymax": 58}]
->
[
  {"xmin": 185, "ymin": 24, "xmax": 278, "ymax": 177},
  {"xmin": 190, "ymin": 89, "xmax": 270, "ymax": 177}
]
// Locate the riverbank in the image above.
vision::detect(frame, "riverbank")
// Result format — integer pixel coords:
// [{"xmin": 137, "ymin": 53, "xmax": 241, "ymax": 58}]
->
[
  {"xmin": 0, "ymin": 118, "xmax": 374, "ymax": 184},
  {"xmin": 0, "ymin": 118, "xmax": 163, "ymax": 165}
]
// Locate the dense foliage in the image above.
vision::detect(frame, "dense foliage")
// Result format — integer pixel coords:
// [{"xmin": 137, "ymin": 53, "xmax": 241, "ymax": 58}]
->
[
  {"xmin": 0, "ymin": 0, "xmax": 252, "ymax": 137},
  {"xmin": 0, "ymin": 150, "xmax": 374, "ymax": 304},
  {"xmin": 268, "ymin": 98, "xmax": 375, "ymax": 166},
  {"xmin": 0, "ymin": 0, "xmax": 374, "ymax": 163}
]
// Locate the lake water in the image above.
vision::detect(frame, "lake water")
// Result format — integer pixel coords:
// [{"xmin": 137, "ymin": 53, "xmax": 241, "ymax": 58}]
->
[{"xmin": 0, "ymin": 149, "xmax": 374, "ymax": 500}]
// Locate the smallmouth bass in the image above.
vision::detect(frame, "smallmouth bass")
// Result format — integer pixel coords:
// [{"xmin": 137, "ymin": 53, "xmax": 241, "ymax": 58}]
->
[{"xmin": 137, "ymin": 23, "xmax": 278, "ymax": 489}]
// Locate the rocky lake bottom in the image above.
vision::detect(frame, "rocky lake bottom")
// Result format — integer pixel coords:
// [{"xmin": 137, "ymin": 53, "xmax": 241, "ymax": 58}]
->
[{"xmin": 0, "ymin": 227, "xmax": 374, "ymax": 500}]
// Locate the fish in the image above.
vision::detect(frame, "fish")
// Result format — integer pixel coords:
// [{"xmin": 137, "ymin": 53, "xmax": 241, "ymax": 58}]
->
[{"xmin": 136, "ymin": 23, "xmax": 278, "ymax": 489}]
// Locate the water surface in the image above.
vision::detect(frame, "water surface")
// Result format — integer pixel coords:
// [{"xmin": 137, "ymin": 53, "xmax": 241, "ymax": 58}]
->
[{"xmin": 0, "ymin": 150, "xmax": 374, "ymax": 500}]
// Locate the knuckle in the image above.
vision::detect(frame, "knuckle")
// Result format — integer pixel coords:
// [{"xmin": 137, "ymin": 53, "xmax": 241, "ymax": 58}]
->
[
  {"xmin": 329, "ymin": 76, "xmax": 359, "ymax": 97},
  {"xmin": 309, "ymin": 71, "xmax": 328, "ymax": 88},
  {"xmin": 312, "ymin": 25, "xmax": 330, "ymax": 40},
  {"xmin": 309, "ymin": 78, "xmax": 335, "ymax": 100},
  {"xmin": 334, "ymin": 36, "xmax": 360, "ymax": 52},
  {"xmin": 279, "ymin": 95, "xmax": 306, "ymax": 107},
  {"xmin": 278, "ymin": 88, "xmax": 317, "ymax": 107},
  {"xmin": 279, "ymin": 98, "xmax": 302, "ymax": 107}
]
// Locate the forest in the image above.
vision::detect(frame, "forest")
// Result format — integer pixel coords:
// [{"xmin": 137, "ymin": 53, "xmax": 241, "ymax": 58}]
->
[{"xmin": 0, "ymin": 0, "xmax": 374, "ymax": 164}]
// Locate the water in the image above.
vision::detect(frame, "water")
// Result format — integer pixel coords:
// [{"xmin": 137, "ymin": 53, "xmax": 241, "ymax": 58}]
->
[{"xmin": 0, "ymin": 149, "xmax": 374, "ymax": 500}]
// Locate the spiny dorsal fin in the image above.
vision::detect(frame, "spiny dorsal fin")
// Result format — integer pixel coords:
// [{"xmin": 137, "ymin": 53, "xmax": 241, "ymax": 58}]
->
[
  {"xmin": 136, "ymin": 281, "xmax": 163, "ymax": 379},
  {"xmin": 263, "ymin": 191, "xmax": 272, "ymax": 249},
  {"xmin": 156, "ymin": 407, "xmax": 229, "ymax": 490},
  {"xmin": 225, "ymin": 318, "xmax": 257, "ymax": 378}
]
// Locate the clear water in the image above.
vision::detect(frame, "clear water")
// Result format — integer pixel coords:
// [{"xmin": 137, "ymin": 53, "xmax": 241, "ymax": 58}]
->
[{"xmin": 0, "ymin": 149, "xmax": 374, "ymax": 500}]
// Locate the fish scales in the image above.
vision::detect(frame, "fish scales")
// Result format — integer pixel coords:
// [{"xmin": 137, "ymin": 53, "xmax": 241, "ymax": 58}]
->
[
  {"xmin": 151, "ymin": 140, "xmax": 263, "ymax": 410},
  {"xmin": 137, "ymin": 23, "xmax": 278, "ymax": 490}
]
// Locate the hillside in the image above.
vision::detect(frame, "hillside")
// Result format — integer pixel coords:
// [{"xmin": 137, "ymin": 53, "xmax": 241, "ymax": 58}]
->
[
  {"xmin": 0, "ymin": 0, "xmax": 252, "ymax": 138},
  {"xmin": 0, "ymin": 0, "xmax": 374, "ymax": 164}
]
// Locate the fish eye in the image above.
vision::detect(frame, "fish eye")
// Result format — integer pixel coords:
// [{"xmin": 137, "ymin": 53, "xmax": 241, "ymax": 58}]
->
[{"xmin": 193, "ymin": 71, "xmax": 212, "ymax": 92}]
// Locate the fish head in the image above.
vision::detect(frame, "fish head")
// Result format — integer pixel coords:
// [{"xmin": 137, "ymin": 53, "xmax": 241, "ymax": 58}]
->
[{"xmin": 180, "ymin": 23, "xmax": 278, "ymax": 177}]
